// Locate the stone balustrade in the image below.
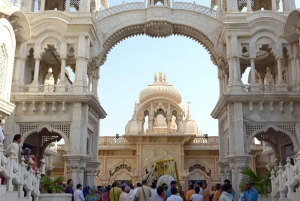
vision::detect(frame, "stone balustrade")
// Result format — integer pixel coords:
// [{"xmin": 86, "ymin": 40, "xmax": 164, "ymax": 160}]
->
[
  {"xmin": 243, "ymin": 84, "xmax": 288, "ymax": 93},
  {"xmin": 270, "ymin": 153, "xmax": 300, "ymax": 200},
  {"xmin": 99, "ymin": 1, "xmax": 217, "ymax": 19},
  {"xmin": 0, "ymin": 142, "xmax": 40, "ymax": 198},
  {"xmin": 21, "ymin": 85, "xmax": 73, "ymax": 93},
  {"xmin": 3, "ymin": 0, "xmax": 21, "ymax": 7},
  {"xmin": 99, "ymin": 136, "xmax": 130, "ymax": 145}
]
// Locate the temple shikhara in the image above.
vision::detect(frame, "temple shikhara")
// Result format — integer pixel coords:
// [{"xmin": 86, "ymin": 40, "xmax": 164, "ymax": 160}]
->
[{"xmin": 1, "ymin": 0, "xmax": 300, "ymax": 200}]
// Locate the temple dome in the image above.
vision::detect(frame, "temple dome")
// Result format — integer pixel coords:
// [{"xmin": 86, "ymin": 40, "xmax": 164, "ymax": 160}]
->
[
  {"xmin": 182, "ymin": 103, "xmax": 198, "ymax": 134},
  {"xmin": 139, "ymin": 72, "xmax": 182, "ymax": 104},
  {"xmin": 125, "ymin": 103, "xmax": 139, "ymax": 134}
]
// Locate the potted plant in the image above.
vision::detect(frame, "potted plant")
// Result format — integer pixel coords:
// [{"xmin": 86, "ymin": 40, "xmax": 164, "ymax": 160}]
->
[
  {"xmin": 239, "ymin": 167, "xmax": 271, "ymax": 200},
  {"xmin": 39, "ymin": 176, "xmax": 72, "ymax": 201},
  {"xmin": 40, "ymin": 176, "xmax": 65, "ymax": 193}
]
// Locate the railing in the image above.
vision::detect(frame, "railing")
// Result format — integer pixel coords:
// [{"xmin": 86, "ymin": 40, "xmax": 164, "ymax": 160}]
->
[
  {"xmin": 101, "ymin": 2, "xmax": 145, "ymax": 18},
  {"xmin": 270, "ymin": 153, "xmax": 300, "ymax": 199},
  {"xmin": 193, "ymin": 137, "xmax": 208, "ymax": 144},
  {"xmin": 243, "ymin": 84, "xmax": 277, "ymax": 93},
  {"xmin": 99, "ymin": 1, "xmax": 217, "ymax": 19},
  {"xmin": 259, "ymin": 84, "xmax": 276, "ymax": 92},
  {"xmin": 0, "ymin": 142, "xmax": 40, "ymax": 198},
  {"xmin": 173, "ymin": 2, "xmax": 217, "ymax": 18},
  {"xmin": 99, "ymin": 136, "xmax": 131, "ymax": 145},
  {"xmin": 39, "ymin": 85, "xmax": 56, "ymax": 92},
  {"xmin": 21, "ymin": 84, "xmax": 73, "ymax": 92}
]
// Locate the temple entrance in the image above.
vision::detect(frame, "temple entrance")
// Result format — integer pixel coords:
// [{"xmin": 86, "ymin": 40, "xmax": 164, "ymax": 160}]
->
[
  {"xmin": 20, "ymin": 125, "xmax": 70, "ymax": 176},
  {"xmin": 246, "ymin": 126, "xmax": 299, "ymax": 168}
]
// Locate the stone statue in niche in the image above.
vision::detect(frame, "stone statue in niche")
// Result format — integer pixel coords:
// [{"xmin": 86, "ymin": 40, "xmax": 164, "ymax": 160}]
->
[
  {"xmin": 44, "ymin": 67, "xmax": 54, "ymax": 85},
  {"xmin": 264, "ymin": 67, "xmax": 274, "ymax": 84}
]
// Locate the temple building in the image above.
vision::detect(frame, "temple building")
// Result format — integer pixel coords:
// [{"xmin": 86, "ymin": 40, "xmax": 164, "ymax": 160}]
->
[
  {"xmin": 1, "ymin": 0, "xmax": 300, "ymax": 200},
  {"xmin": 52, "ymin": 72, "xmax": 264, "ymax": 190}
]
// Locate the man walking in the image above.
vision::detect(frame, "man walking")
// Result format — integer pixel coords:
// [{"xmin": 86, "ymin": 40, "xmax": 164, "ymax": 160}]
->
[
  {"xmin": 240, "ymin": 180, "xmax": 258, "ymax": 201},
  {"xmin": 223, "ymin": 180, "xmax": 235, "ymax": 199},
  {"xmin": 110, "ymin": 181, "xmax": 122, "ymax": 201},
  {"xmin": 135, "ymin": 180, "xmax": 152, "ymax": 201},
  {"xmin": 65, "ymin": 179, "xmax": 74, "ymax": 201},
  {"xmin": 167, "ymin": 188, "xmax": 182, "ymax": 201},
  {"xmin": 219, "ymin": 184, "xmax": 233, "ymax": 201},
  {"xmin": 120, "ymin": 186, "xmax": 131, "ymax": 201},
  {"xmin": 74, "ymin": 184, "xmax": 85, "ymax": 201},
  {"xmin": 167, "ymin": 181, "xmax": 177, "ymax": 198},
  {"xmin": 190, "ymin": 187, "xmax": 204, "ymax": 201},
  {"xmin": 6, "ymin": 134, "xmax": 21, "ymax": 162},
  {"xmin": 203, "ymin": 183, "xmax": 209, "ymax": 201}
]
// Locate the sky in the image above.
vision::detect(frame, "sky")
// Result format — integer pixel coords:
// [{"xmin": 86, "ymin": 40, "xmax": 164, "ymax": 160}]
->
[{"xmin": 97, "ymin": 0, "xmax": 300, "ymax": 137}]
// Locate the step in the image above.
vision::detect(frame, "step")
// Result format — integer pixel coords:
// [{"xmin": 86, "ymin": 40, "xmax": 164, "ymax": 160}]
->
[
  {"xmin": 5, "ymin": 191, "xmax": 18, "ymax": 201},
  {"xmin": 0, "ymin": 185, "xmax": 6, "ymax": 201}
]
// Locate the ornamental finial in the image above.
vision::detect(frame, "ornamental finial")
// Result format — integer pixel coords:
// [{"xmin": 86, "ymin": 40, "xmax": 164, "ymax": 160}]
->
[
  {"xmin": 159, "ymin": 72, "xmax": 163, "ymax": 82},
  {"xmin": 154, "ymin": 73, "xmax": 158, "ymax": 82}
]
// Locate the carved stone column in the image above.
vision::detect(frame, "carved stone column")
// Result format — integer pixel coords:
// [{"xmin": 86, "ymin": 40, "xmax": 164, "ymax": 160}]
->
[
  {"xmin": 250, "ymin": 58, "xmax": 259, "ymax": 92},
  {"xmin": 85, "ymin": 161, "xmax": 101, "ymax": 187},
  {"xmin": 176, "ymin": 116, "xmax": 182, "ymax": 133},
  {"xmin": 73, "ymin": 36, "xmax": 88, "ymax": 92},
  {"xmin": 276, "ymin": 58, "xmax": 288, "ymax": 92},
  {"xmin": 166, "ymin": 115, "xmax": 172, "ymax": 133},
  {"xmin": 138, "ymin": 116, "xmax": 144, "ymax": 133},
  {"xmin": 227, "ymin": 58, "xmax": 233, "ymax": 92},
  {"xmin": 63, "ymin": 155, "xmax": 90, "ymax": 190},
  {"xmin": 227, "ymin": 0, "xmax": 238, "ymax": 12},
  {"xmin": 148, "ymin": 115, "xmax": 154, "ymax": 133},
  {"xmin": 56, "ymin": 58, "xmax": 67, "ymax": 92},
  {"xmin": 247, "ymin": 0, "xmax": 252, "ymax": 11}
]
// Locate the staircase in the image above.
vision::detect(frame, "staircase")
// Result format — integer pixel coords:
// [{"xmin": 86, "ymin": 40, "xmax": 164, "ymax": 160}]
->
[{"xmin": 0, "ymin": 142, "xmax": 40, "ymax": 201}]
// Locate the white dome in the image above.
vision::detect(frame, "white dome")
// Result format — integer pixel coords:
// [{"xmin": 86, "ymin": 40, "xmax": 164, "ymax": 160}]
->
[
  {"xmin": 182, "ymin": 120, "xmax": 198, "ymax": 134},
  {"xmin": 182, "ymin": 103, "xmax": 198, "ymax": 134},
  {"xmin": 125, "ymin": 118, "xmax": 138, "ymax": 134},
  {"xmin": 139, "ymin": 73, "xmax": 182, "ymax": 104}
]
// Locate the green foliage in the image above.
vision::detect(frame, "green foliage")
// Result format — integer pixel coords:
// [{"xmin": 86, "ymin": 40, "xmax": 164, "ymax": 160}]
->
[
  {"xmin": 40, "ymin": 176, "xmax": 65, "ymax": 193},
  {"xmin": 239, "ymin": 167, "xmax": 271, "ymax": 197}
]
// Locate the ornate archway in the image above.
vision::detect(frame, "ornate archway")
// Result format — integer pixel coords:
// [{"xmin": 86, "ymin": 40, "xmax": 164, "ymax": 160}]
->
[
  {"xmin": 95, "ymin": 3, "xmax": 226, "ymax": 67},
  {"xmin": 245, "ymin": 124, "xmax": 299, "ymax": 165},
  {"xmin": 20, "ymin": 124, "xmax": 71, "ymax": 171}
]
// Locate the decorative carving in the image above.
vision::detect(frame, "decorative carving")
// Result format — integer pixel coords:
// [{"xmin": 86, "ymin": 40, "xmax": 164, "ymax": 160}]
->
[
  {"xmin": 188, "ymin": 164, "xmax": 211, "ymax": 177},
  {"xmin": 20, "ymin": 124, "xmax": 71, "ymax": 138},
  {"xmin": 0, "ymin": 45, "xmax": 6, "ymax": 97},
  {"xmin": 142, "ymin": 145, "xmax": 179, "ymax": 172},
  {"xmin": 245, "ymin": 124, "xmax": 297, "ymax": 138},
  {"xmin": 109, "ymin": 163, "xmax": 133, "ymax": 177},
  {"xmin": 42, "ymin": 37, "xmax": 61, "ymax": 52}
]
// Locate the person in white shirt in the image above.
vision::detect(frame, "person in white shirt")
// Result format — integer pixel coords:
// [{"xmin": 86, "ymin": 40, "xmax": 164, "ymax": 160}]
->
[
  {"xmin": 132, "ymin": 183, "xmax": 142, "ymax": 201},
  {"xmin": 120, "ymin": 186, "xmax": 131, "ymax": 201},
  {"xmin": 74, "ymin": 184, "xmax": 85, "ymax": 201},
  {"xmin": 128, "ymin": 184, "xmax": 135, "ymax": 201},
  {"xmin": 0, "ymin": 120, "xmax": 5, "ymax": 142},
  {"xmin": 166, "ymin": 188, "xmax": 182, "ymax": 201},
  {"xmin": 196, "ymin": 182, "xmax": 204, "ymax": 198},
  {"xmin": 219, "ymin": 184, "xmax": 234, "ymax": 201},
  {"xmin": 190, "ymin": 187, "xmax": 204, "ymax": 201},
  {"xmin": 150, "ymin": 182, "xmax": 158, "ymax": 201},
  {"xmin": 6, "ymin": 134, "xmax": 21, "ymax": 162}
]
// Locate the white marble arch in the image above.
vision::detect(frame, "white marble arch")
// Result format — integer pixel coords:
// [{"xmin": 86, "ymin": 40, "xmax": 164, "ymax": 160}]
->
[
  {"xmin": 95, "ymin": 6, "xmax": 224, "ymax": 67},
  {"xmin": 21, "ymin": 124, "xmax": 71, "ymax": 153},
  {"xmin": 245, "ymin": 125, "xmax": 299, "ymax": 154},
  {"xmin": 185, "ymin": 169, "xmax": 212, "ymax": 190},
  {"xmin": 109, "ymin": 169, "xmax": 135, "ymax": 185}
]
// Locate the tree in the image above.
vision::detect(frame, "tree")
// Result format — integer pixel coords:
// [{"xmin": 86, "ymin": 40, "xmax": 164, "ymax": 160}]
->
[{"xmin": 239, "ymin": 167, "xmax": 271, "ymax": 197}]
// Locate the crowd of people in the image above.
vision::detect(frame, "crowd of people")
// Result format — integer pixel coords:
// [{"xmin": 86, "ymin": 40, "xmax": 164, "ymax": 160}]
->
[
  {"xmin": 64, "ymin": 178, "xmax": 258, "ymax": 201},
  {"xmin": 0, "ymin": 133, "xmax": 258, "ymax": 201}
]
